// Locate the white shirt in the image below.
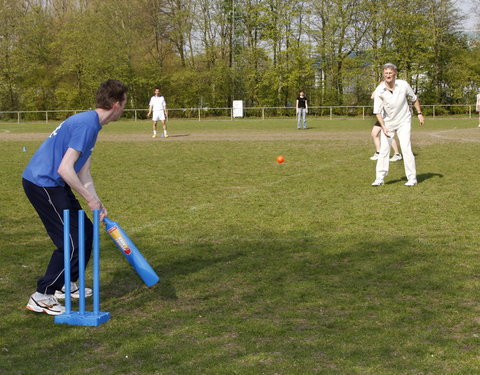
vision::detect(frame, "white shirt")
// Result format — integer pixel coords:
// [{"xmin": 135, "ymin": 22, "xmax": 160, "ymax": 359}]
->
[
  {"xmin": 373, "ymin": 79, "xmax": 417, "ymax": 128},
  {"xmin": 149, "ymin": 96, "xmax": 166, "ymax": 112}
]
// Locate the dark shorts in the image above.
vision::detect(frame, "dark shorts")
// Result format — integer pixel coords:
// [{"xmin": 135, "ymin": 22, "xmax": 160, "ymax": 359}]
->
[{"xmin": 373, "ymin": 121, "xmax": 381, "ymax": 127}]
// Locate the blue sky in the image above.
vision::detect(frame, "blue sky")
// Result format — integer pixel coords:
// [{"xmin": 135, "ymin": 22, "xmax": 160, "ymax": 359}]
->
[{"xmin": 457, "ymin": 0, "xmax": 478, "ymax": 29}]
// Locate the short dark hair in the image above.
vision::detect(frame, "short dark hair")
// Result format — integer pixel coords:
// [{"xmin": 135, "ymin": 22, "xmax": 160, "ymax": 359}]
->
[{"xmin": 96, "ymin": 79, "xmax": 128, "ymax": 109}]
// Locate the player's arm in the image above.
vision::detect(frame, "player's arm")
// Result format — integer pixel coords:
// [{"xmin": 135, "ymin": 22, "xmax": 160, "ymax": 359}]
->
[
  {"xmin": 147, "ymin": 105, "xmax": 153, "ymax": 118},
  {"xmin": 77, "ymin": 157, "xmax": 107, "ymax": 219},
  {"xmin": 373, "ymin": 93, "xmax": 389, "ymax": 136},
  {"xmin": 375, "ymin": 113, "xmax": 389, "ymax": 137},
  {"xmin": 412, "ymin": 99, "xmax": 425, "ymax": 126},
  {"xmin": 57, "ymin": 148, "xmax": 107, "ymax": 218}
]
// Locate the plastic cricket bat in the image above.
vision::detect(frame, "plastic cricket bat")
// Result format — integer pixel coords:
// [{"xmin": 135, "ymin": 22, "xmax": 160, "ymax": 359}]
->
[{"xmin": 103, "ymin": 217, "xmax": 160, "ymax": 287}]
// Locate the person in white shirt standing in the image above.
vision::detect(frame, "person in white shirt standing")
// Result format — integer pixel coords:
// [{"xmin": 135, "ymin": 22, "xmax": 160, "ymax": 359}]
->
[
  {"xmin": 147, "ymin": 87, "xmax": 168, "ymax": 138},
  {"xmin": 371, "ymin": 63, "xmax": 425, "ymax": 187}
]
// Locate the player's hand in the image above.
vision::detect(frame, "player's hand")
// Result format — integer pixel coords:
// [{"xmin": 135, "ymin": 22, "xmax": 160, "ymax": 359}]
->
[
  {"xmin": 418, "ymin": 114, "xmax": 425, "ymax": 126},
  {"xmin": 98, "ymin": 204, "xmax": 107, "ymax": 221},
  {"xmin": 88, "ymin": 199, "xmax": 107, "ymax": 220}
]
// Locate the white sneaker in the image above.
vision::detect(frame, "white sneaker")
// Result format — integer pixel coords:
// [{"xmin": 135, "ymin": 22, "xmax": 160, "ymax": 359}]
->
[
  {"xmin": 390, "ymin": 154, "xmax": 403, "ymax": 162},
  {"xmin": 405, "ymin": 179, "xmax": 418, "ymax": 186},
  {"xmin": 26, "ymin": 292, "xmax": 65, "ymax": 316},
  {"xmin": 371, "ymin": 179, "xmax": 384, "ymax": 186},
  {"xmin": 55, "ymin": 282, "xmax": 92, "ymax": 299},
  {"xmin": 370, "ymin": 153, "xmax": 379, "ymax": 160}
]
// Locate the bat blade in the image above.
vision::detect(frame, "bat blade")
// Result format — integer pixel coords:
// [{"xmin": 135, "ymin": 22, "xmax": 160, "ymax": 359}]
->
[{"xmin": 104, "ymin": 217, "xmax": 160, "ymax": 287}]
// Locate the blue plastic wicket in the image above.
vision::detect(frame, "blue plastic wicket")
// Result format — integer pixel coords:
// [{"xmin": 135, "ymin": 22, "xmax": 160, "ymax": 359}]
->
[
  {"xmin": 63, "ymin": 210, "xmax": 71, "ymax": 314},
  {"xmin": 78, "ymin": 210, "xmax": 85, "ymax": 314},
  {"xmin": 54, "ymin": 209, "xmax": 110, "ymax": 326}
]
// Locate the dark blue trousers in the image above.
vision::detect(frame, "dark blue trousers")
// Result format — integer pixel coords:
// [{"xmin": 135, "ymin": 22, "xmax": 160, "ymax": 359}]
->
[{"xmin": 22, "ymin": 178, "xmax": 93, "ymax": 295}]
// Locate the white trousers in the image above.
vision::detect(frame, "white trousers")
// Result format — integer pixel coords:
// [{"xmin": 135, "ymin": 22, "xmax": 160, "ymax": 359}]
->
[{"xmin": 376, "ymin": 121, "xmax": 416, "ymax": 181}]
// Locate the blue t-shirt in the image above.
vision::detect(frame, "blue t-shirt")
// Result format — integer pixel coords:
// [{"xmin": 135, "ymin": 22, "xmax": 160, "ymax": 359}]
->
[{"xmin": 22, "ymin": 110, "xmax": 102, "ymax": 187}]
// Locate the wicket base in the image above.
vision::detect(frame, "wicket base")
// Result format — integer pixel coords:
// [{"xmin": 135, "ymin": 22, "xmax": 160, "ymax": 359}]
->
[{"xmin": 55, "ymin": 311, "xmax": 110, "ymax": 326}]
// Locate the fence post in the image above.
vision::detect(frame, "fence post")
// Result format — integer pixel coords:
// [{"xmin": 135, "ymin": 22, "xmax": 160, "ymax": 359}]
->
[
  {"xmin": 330, "ymin": 107, "xmax": 333, "ymax": 120},
  {"xmin": 46, "ymin": 111, "xmax": 48, "ymax": 123},
  {"xmin": 468, "ymin": 105, "xmax": 471, "ymax": 119},
  {"xmin": 231, "ymin": 107, "xmax": 233, "ymax": 121},
  {"xmin": 362, "ymin": 107, "xmax": 365, "ymax": 120},
  {"xmin": 433, "ymin": 106, "xmax": 435, "ymax": 119},
  {"xmin": 17, "ymin": 112, "xmax": 20, "ymax": 124},
  {"xmin": 198, "ymin": 108, "xmax": 201, "ymax": 121},
  {"xmin": 262, "ymin": 108, "xmax": 265, "ymax": 120},
  {"xmin": 134, "ymin": 110, "xmax": 137, "ymax": 122}
]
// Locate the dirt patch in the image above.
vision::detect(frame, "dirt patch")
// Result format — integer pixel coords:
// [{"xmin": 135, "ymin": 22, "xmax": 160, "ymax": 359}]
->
[
  {"xmin": 0, "ymin": 130, "xmax": 369, "ymax": 142},
  {"xmin": 0, "ymin": 132, "xmax": 51, "ymax": 141},
  {"xmin": 423, "ymin": 128, "xmax": 480, "ymax": 144},
  {"xmin": 1, "ymin": 128, "xmax": 479, "ymax": 144}
]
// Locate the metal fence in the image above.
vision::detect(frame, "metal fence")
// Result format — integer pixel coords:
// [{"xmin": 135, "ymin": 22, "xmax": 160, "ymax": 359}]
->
[{"xmin": 0, "ymin": 104, "xmax": 477, "ymax": 123}]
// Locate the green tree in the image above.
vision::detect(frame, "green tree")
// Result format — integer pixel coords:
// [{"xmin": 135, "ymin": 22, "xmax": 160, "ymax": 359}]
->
[
  {"xmin": 385, "ymin": 0, "xmax": 430, "ymax": 82},
  {"xmin": 422, "ymin": 0, "xmax": 466, "ymax": 103},
  {"xmin": 310, "ymin": 0, "xmax": 372, "ymax": 105},
  {"xmin": 1, "ymin": 0, "xmax": 478, "ymax": 112},
  {"xmin": 15, "ymin": 5, "xmax": 58, "ymax": 110},
  {"xmin": 0, "ymin": 0, "xmax": 23, "ymax": 110}
]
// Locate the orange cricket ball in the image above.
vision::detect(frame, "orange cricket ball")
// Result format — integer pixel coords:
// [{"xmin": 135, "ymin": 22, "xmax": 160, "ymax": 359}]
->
[{"xmin": 276, "ymin": 155, "xmax": 285, "ymax": 164}]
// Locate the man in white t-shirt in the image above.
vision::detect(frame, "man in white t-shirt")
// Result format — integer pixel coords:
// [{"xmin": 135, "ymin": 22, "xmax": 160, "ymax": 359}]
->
[
  {"xmin": 147, "ymin": 88, "xmax": 168, "ymax": 138},
  {"xmin": 371, "ymin": 63, "xmax": 425, "ymax": 187},
  {"xmin": 476, "ymin": 92, "xmax": 480, "ymax": 127}
]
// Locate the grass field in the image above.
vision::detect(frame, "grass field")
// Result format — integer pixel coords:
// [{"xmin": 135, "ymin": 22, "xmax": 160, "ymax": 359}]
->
[{"xmin": 1, "ymin": 117, "xmax": 480, "ymax": 374}]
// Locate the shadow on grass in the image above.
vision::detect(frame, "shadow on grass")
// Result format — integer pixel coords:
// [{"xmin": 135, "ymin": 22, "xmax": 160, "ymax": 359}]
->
[
  {"xmin": 4, "ymin": 231, "xmax": 469, "ymax": 375},
  {"xmin": 416, "ymin": 172, "xmax": 444, "ymax": 183},
  {"xmin": 101, "ymin": 229, "xmax": 448, "ymax": 308},
  {"xmin": 166, "ymin": 134, "xmax": 190, "ymax": 138},
  {"xmin": 386, "ymin": 172, "xmax": 443, "ymax": 185},
  {"xmin": 103, "ymin": 248, "xmax": 245, "ymax": 302}
]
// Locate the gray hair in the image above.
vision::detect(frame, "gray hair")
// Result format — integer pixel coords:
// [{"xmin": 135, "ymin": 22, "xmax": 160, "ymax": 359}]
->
[{"xmin": 383, "ymin": 63, "xmax": 398, "ymax": 72}]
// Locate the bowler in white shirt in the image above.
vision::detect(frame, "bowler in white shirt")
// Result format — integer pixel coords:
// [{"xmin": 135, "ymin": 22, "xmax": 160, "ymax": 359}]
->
[{"xmin": 371, "ymin": 63, "xmax": 425, "ymax": 187}]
